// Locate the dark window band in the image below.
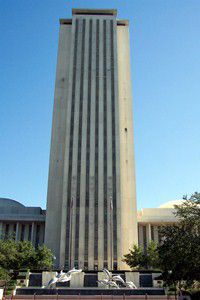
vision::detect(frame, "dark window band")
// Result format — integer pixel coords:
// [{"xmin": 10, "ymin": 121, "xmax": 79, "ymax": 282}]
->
[
  {"xmin": 94, "ymin": 19, "xmax": 100, "ymax": 263},
  {"xmin": 84, "ymin": 19, "xmax": 92, "ymax": 267},
  {"xmin": 103, "ymin": 19, "xmax": 108, "ymax": 265},
  {"xmin": 110, "ymin": 20, "xmax": 117, "ymax": 264},
  {"xmin": 75, "ymin": 19, "xmax": 86, "ymax": 261}
]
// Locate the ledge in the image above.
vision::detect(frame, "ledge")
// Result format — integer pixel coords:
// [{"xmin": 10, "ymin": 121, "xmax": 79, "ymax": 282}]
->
[
  {"xmin": 117, "ymin": 20, "xmax": 129, "ymax": 26},
  {"xmin": 60, "ymin": 19, "xmax": 72, "ymax": 25},
  {"xmin": 72, "ymin": 9, "xmax": 117, "ymax": 16}
]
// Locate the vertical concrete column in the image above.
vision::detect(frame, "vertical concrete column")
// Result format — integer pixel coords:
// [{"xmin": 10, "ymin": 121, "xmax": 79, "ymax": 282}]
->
[
  {"xmin": 106, "ymin": 18, "xmax": 113, "ymax": 270},
  {"xmin": 59, "ymin": 23, "xmax": 74, "ymax": 268},
  {"xmin": 70, "ymin": 18, "xmax": 83, "ymax": 268},
  {"xmin": 88, "ymin": 18, "xmax": 96, "ymax": 270},
  {"xmin": 117, "ymin": 23, "xmax": 138, "ymax": 269},
  {"xmin": 46, "ymin": 22, "xmax": 72, "ymax": 267},
  {"xmin": 31, "ymin": 222, "xmax": 35, "ymax": 245},
  {"xmin": 98, "ymin": 18, "xmax": 104, "ymax": 269},
  {"xmin": 147, "ymin": 223, "xmax": 152, "ymax": 245},
  {"xmin": 78, "ymin": 18, "xmax": 89, "ymax": 269},
  {"xmin": 15, "ymin": 222, "xmax": 19, "ymax": 241},
  {"xmin": 113, "ymin": 18, "xmax": 122, "ymax": 270},
  {"xmin": 138, "ymin": 225, "xmax": 144, "ymax": 248}
]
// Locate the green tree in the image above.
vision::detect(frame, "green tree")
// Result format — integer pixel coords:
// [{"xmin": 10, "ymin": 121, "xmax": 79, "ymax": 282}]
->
[
  {"xmin": 158, "ymin": 192, "xmax": 200, "ymax": 288},
  {"xmin": 123, "ymin": 244, "xmax": 146, "ymax": 269},
  {"xmin": 15, "ymin": 241, "xmax": 36, "ymax": 269},
  {"xmin": 174, "ymin": 192, "xmax": 200, "ymax": 227},
  {"xmin": 123, "ymin": 241, "xmax": 160, "ymax": 270},
  {"xmin": 0, "ymin": 267, "xmax": 10, "ymax": 281},
  {"xmin": 146, "ymin": 241, "xmax": 160, "ymax": 269},
  {"xmin": 0, "ymin": 239, "xmax": 18, "ymax": 270},
  {"xmin": 0, "ymin": 240, "xmax": 53, "ymax": 271},
  {"xmin": 34, "ymin": 245, "xmax": 54, "ymax": 270}
]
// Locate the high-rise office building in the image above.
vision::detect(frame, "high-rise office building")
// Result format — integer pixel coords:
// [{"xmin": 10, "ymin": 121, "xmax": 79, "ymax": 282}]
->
[{"xmin": 45, "ymin": 9, "xmax": 137, "ymax": 270}]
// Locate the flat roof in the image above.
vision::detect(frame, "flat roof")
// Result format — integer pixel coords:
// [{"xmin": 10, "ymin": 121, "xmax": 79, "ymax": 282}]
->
[
  {"xmin": 72, "ymin": 9, "xmax": 117, "ymax": 16},
  {"xmin": 60, "ymin": 19, "xmax": 72, "ymax": 25},
  {"xmin": 117, "ymin": 20, "xmax": 129, "ymax": 26}
]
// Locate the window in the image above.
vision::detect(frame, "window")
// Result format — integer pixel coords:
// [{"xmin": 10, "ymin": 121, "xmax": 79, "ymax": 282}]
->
[{"xmin": 20, "ymin": 224, "xmax": 25, "ymax": 241}]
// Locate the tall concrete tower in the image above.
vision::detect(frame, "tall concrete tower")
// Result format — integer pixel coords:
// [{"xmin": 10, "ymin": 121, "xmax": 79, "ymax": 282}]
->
[{"xmin": 45, "ymin": 9, "xmax": 137, "ymax": 270}]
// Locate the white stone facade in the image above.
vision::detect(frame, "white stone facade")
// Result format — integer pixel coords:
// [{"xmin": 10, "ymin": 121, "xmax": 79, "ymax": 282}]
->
[
  {"xmin": 137, "ymin": 200, "xmax": 181, "ymax": 250},
  {"xmin": 45, "ymin": 9, "xmax": 138, "ymax": 270},
  {"xmin": 0, "ymin": 198, "xmax": 45, "ymax": 246},
  {"xmin": 0, "ymin": 197, "xmax": 180, "ymax": 263}
]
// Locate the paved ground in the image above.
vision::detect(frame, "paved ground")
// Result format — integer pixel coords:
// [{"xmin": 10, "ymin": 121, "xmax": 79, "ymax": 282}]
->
[{"xmin": 4, "ymin": 295, "xmax": 177, "ymax": 300}]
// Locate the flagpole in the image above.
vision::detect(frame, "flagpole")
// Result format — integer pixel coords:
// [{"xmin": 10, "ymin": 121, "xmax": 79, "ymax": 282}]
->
[
  {"xmin": 110, "ymin": 196, "xmax": 113, "ymax": 270},
  {"xmin": 69, "ymin": 196, "xmax": 74, "ymax": 270}
]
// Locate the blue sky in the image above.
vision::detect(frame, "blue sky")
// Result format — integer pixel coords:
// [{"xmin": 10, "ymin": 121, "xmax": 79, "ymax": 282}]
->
[{"xmin": 0, "ymin": 0, "xmax": 200, "ymax": 209}]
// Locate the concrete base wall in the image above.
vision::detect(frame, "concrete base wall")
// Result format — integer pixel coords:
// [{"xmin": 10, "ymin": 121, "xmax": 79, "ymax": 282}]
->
[
  {"xmin": 97, "ymin": 272, "xmax": 112, "ymax": 288},
  {"xmin": 42, "ymin": 272, "xmax": 57, "ymax": 287},
  {"xmin": 125, "ymin": 272, "xmax": 139, "ymax": 288},
  {"xmin": 70, "ymin": 272, "xmax": 85, "ymax": 288},
  {"xmin": 0, "ymin": 289, "xmax": 3, "ymax": 300}
]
